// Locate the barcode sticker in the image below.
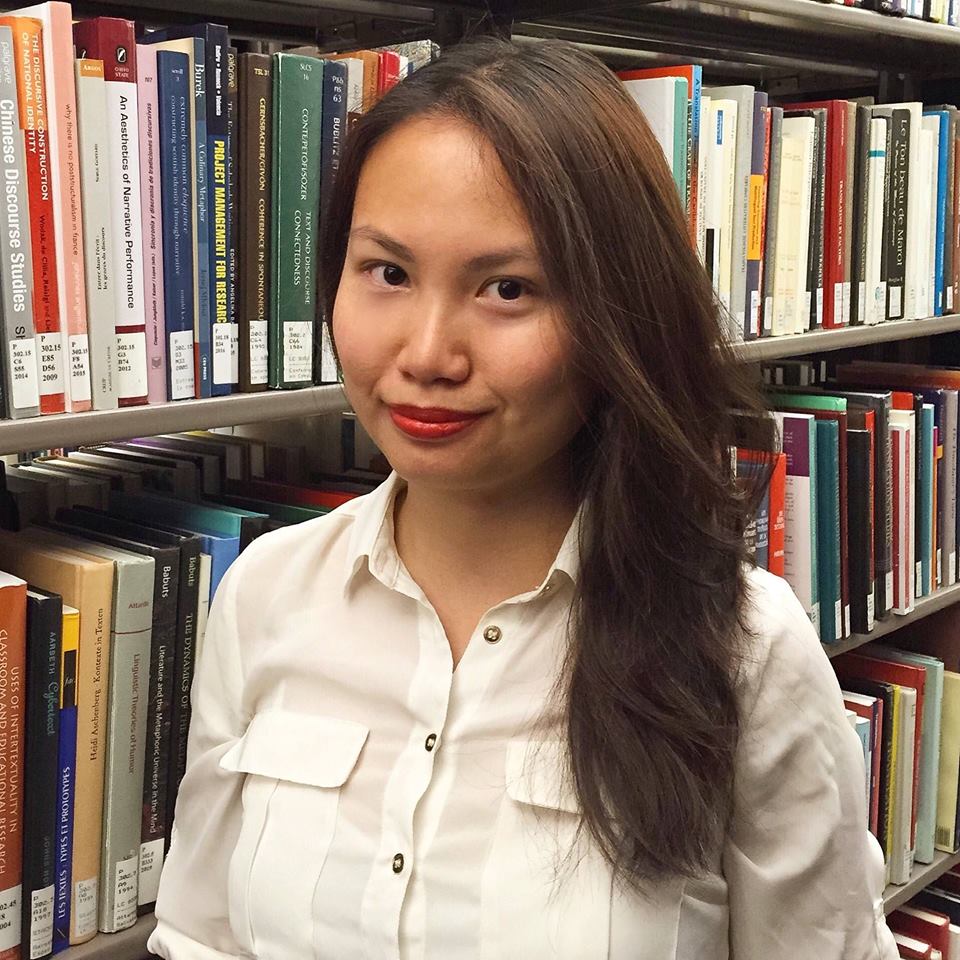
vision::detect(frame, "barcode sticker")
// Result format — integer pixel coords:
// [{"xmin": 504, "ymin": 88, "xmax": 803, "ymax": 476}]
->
[
  {"xmin": 74, "ymin": 877, "xmax": 97, "ymax": 938},
  {"xmin": 938, "ymin": 548, "xmax": 943, "ymax": 587},
  {"xmin": 816, "ymin": 288, "xmax": 824, "ymax": 327},
  {"xmin": 834, "ymin": 600, "xmax": 842, "ymax": 639},
  {"xmin": 250, "ymin": 320, "xmax": 268, "ymax": 384},
  {"xmin": 9, "ymin": 336, "xmax": 39, "ymax": 410},
  {"xmin": 834, "ymin": 283, "xmax": 843, "ymax": 325},
  {"xmin": 951, "ymin": 551, "xmax": 958, "ymax": 586},
  {"xmin": 283, "ymin": 321, "xmax": 313, "ymax": 383},
  {"xmin": 890, "ymin": 285, "xmax": 903, "ymax": 318},
  {"xmin": 916, "ymin": 561, "xmax": 923, "ymax": 596},
  {"xmin": 858, "ymin": 281, "xmax": 866, "ymax": 320},
  {"xmin": 750, "ymin": 290, "xmax": 760, "ymax": 336},
  {"xmin": 949, "ymin": 286, "xmax": 955, "ymax": 312},
  {"xmin": 37, "ymin": 331, "xmax": 64, "ymax": 395},
  {"xmin": 763, "ymin": 296, "xmax": 773, "ymax": 333},
  {"xmin": 113, "ymin": 855, "xmax": 138, "ymax": 929},
  {"xmin": 867, "ymin": 594, "xmax": 875, "ymax": 633},
  {"xmin": 804, "ymin": 292, "xmax": 812, "ymax": 326},
  {"xmin": 213, "ymin": 323, "xmax": 232, "ymax": 385},
  {"xmin": 875, "ymin": 283, "xmax": 887, "ymax": 325},
  {"xmin": 230, "ymin": 322, "xmax": 239, "ymax": 383},
  {"xmin": 0, "ymin": 884, "xmax": 21, "ymax": 952},
  {"xmin": 115, "ymin": 331, "xmax": 148, "ymax": 400},
  {"xmin": 169, "ymin": 330, "xmax": 194, "ymax": 400},
  {"xmin": 842, "ymin": 281, "xmax": 851, "ymax": 325},
  {"xmin": 29, "ymin": 885, "xmax": 54, "ymax": 960},
  {"xmin": 69, "ymin": 334, "xmax": 91, "ymax": 403},
  {"xmin": 138, "ymin": 839, "xmax": 165, "ymax": 906},
  {"xmin": 844, "ymin": 604, "xmax": 850, "ymax": 639}
]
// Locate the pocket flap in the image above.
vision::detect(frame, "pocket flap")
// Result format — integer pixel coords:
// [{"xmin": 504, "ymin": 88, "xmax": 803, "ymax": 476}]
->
[
  {"xmin": 220, "ymin": 711, "xmax": 369, "ymax": 788},
  {"xmin": 505, "ymin": 739, "xmax": 580, "ymax": 815}
]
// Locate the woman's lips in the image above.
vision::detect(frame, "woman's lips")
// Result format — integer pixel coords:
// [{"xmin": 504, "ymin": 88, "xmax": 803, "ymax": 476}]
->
[{"xmin": 388, "ymin": 405, "xmax": 487, "ymax": 440}]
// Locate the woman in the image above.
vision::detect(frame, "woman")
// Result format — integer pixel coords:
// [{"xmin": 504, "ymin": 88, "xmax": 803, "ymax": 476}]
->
[{"xmin": 148, "ymin": 37, "xmax": 897, "ymax": 959}]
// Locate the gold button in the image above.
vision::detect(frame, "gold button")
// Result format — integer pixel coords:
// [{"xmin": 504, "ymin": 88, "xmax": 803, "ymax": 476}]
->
[
  {"xmin": 392, "ymin": 853, "xmax": 405, "ymax": 873},
  {"xmin": 483, "ymin": 625, "xmax": 502, "ymax": 644},
  {"xmin": 424, "ymin": 733, "xmax": 437, "ymax": 752}
]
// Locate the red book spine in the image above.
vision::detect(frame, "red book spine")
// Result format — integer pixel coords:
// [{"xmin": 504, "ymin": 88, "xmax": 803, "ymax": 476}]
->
[
  {"xmin": 888, "ymin": 909, "xmax": 950, "ymax": 958},
  {"xmin": 1, "ymin": 17, "xmax": 64, "ymax": 415},
  {"xmin": 376, "ymin": 51, "xmax": 400, "ymax": 97},
  {"xmin": 767, "ymin": 452, "xmax": 786, "ymax": 577}
]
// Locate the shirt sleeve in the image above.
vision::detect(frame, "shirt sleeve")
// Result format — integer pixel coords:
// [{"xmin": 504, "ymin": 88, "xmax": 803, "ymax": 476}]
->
[
  {"xmin": 723, "ymin": 573, "xmax": 899, "ymax": 960},
  {"xmin": 147, "ymin": 557, "xmax": 250, "ymax": 960}
]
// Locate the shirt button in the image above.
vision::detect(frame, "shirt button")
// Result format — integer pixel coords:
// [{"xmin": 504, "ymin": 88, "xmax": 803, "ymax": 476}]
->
[
  {"xmin": 392, "ymin": 853, "xmax": 405, "ymax": 874},
  {"xmin": 424, "ymin": 733, "xmax": 437, "ymax": 751},
  {"xmin": 483, "ymin": 625, "xmax": 502, "ymax": 644}
]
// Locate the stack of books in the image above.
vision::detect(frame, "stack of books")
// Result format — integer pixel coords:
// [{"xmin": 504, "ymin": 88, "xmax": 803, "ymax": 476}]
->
[
  {"xmin": 0, "ymin": 428, "xmax": 386, "ymax": 954},
  {"xmin": 820, "ymin": 0, "xmax": 960, "ymax": 23},
  {"xmin": 0, "ymin": 1, "xmax": 440, "ymax": 421},
  {"xmin": 619, "ymin": 67, "xmax": 960, "ymax": 341}
]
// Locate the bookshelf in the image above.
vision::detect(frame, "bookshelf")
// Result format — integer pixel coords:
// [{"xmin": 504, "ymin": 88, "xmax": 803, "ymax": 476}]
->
[
  {"xmin": 884, "ymin": 850, "xmax": 960, "ymax": 913},
  {"xmin": 62, "ymin": 919, "xmax": 156, "ymax": 960}
]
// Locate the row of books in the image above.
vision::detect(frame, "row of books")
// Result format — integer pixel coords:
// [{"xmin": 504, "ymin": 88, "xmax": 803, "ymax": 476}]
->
[
  {"xmin": 0, "ymin": 2, "xmax": 439, "ymax": 422},
  {"xmin": 738, "ymin": 358, "xmax": 960, "ymax": 646},
  {"xmin": 889, "ymin": 884, "xmax": 960, "ymax": 959},
  {"xmin": 821, "ymin": 0, "xmax": 960, "ymax": 22},
  {"xmin": 618, "ymin": 65, "xmax": 960, "ymax": 343},
  {"xmin": 0, "ymin": 429, "xmax": 384, "ymax": 956}
]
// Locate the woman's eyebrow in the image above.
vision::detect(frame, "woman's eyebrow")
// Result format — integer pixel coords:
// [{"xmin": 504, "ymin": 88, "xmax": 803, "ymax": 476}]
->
[{"xmin": 349, "ymin": 225, "xmax": 539, "ymax": 271}]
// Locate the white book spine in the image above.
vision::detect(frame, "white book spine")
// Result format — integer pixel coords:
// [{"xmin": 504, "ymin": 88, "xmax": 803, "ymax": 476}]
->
[
  {"xmin": 717, "ymin": 100, "xmax": 738, "ymax": 339},
  {"xmin": 794, "ymin": 120, "xmax": 816, "ymax": 335},
  {"xmin": 696, "ymin": 96, "xmax": 710, "ymax": 266},
  {"xmin": 892, "ymin": 686, "xmax": 917, "ymax": 884},
  {"xmin": 866, "ymin": 120, "xmax": 887, "ymax": 326}
]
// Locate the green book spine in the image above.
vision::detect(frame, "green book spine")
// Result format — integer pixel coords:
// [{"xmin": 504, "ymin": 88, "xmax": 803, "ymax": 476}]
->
[
  {"xmin": 672, "ymin": 79, "xmax": 687, "ymax": 202},
  {"xmin": 771, "ymin": 390, "xmax": 848, "ymax": 413},
  {"xmin": 269, "ymin": 54, "xmax": 323, "ymax": 389},
  {"xmin": 808, "ymin": 419, "xmax": 820, "ymax": 631},
  {"xmin": 816, "ymin": 418, "xmax": 841, "ymax": 643}
]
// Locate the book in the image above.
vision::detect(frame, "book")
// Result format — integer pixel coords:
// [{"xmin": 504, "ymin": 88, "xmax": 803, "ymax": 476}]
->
[
  {"xmin": 73, "ymin": 59, "xmax": 118, "ymax": 412},
  {"xmin": 847, "ymin": 427, "xmax": 874, "ymax": 634},
  {"xmin": 72, "ymin": 18, "xmax": 148, "ymax": 407},
  {"xmin": 226, "ymin": 46, "xmax": 238, "ymax": 388},
  {"xmin": 889, "ymin": 906, "xmax": 951, "ymax": 960},
  {"xmin": 23, "ymin": 586, "xmax": 60, "ymax": 960},
  {"xmin": 0, "ymin": 25, "xmax": 38, "ymax": 420},
  {"xmin": 269, "ymin": 53, "xmax": 323, "ymax": 389}
]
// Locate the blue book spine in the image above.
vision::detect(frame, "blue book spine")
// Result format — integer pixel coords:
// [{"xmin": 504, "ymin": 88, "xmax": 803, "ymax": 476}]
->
[
  {"xmin": 320, "ymin": 60, "xmax": 347, "ymax": 220},
  {"xmin": 52, "ymin": 706, "xmax": 76, "ymax": 955},
  {"xmin": 921, "ymin": 404, "xmax": 935, "ymax": 596},
  {"xmin": 157, "ymin": 51, "xmax": 195, "ymax": 402},
  {"xmin": 925, "ymin": 110, "xmax": 949, "ymax": 316},
  {"xmin": 816, "ymin": 419, "xmax": 841, "ymax": 644}
]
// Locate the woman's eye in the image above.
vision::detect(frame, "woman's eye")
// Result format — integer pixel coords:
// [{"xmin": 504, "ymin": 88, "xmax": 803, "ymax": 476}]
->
[
  {"xmin": 370, "ymin": 263, "xmax": 408, "ymax": 286},
  {"xmin": 482, "ymin": 278, "xmax": 529, "ymax": 302}
]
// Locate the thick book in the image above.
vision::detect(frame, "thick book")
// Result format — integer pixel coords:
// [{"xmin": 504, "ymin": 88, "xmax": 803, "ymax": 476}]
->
[
  {"xmin": 155, "ymin": 50, "xmax": 195, "ymax": 402},
  {"xmin": 73, "ymin": 59, "xmax": 118, "ymax": 412},
  {"xmin": 47, "ymin": 513, "xmax": 178, "ymax": 915},
  {"xmin": 72, "ymin": 18, "xmax": 148, "ymax": 407},
  {"xmin": 0, "ymin": 573, "xmax": 25, "ymax": 960},
  {"xmin": 237, "ymin": 53, "xmax": 271, "ymax": 393},
  {"xmin": 0, "ymin": 534, "xmax": 114, "ymax": 946},
  {"xmin": 761, "ymin": 106, "xmax": 784, "ymax": 336},
  {"xmin": 815, "ymin": 417, "xmax": 842, "ymax": 644},
  {"xmin": 51, "ymin": 603, "xmax": 76, "ymax": 954},
  {"xmin": 0, "ymin": 25, "xmax": 38, "ymax": 420},
  {"xmin": 843, "ymin": 689, "xmax": 883, "ymax": 837},
  {"xmin": 23, "ymin": 587, "xmax": 60, "ymax": 960},
  {"xmin": 847, "ymin": 428, "xmax": 874, "ymax": 635},
  {"xmin": 10, "ymin": 3, "xmax": 89, "ymax": 413},
  {"xmin": 226, "ymin": 46, "xmax": 238, "ymax": 388},
  {"xmin": 135, "ymin": 44, "xmax": 166, "ymax": 404},
  {"xmin": 889, "ymin": 906, "xmax": 951, "ymax": 960},
  {"xmin": 269, "ymin": 53, "xmax": 323, "ymax": 389},
  {"xmin": 0, "ymin": 16, "xmax": 65, "ymax": 415}
]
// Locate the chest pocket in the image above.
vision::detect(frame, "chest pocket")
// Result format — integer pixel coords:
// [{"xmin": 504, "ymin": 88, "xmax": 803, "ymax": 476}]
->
[
  {"xmin": 480, "ymin": 739, "xmax": 684, "ymax": 960},
  {"xmin": 219, "ymin": 710, "xmax": 369, "ymax": 960}
]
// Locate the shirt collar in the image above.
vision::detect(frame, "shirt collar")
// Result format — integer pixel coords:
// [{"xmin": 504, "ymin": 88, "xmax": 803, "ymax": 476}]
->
[{"xmin": 343, "ymin": 470, "xmax": 584, "ymax": 597}]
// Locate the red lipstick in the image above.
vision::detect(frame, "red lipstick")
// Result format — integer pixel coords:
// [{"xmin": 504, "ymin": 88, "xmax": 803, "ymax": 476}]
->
[{"xmin": 388, "ymin": 405, "xmax": 486, "ymax": 440}]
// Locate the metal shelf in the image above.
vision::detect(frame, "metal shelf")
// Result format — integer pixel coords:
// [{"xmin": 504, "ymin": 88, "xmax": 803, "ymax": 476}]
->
[
  {"xmin": 884, "ymin": 849, "xmax": 960, "ymax": 913},
  {"xmin": 0, "ymin": 385, "xmax": 350, "ymax": 455},
  {"xmin": 57, "ymin": 916, "xmax": 156, "ymax": 960},
  {"xmin": 734, "ymin": 314, "xmax": 960, "ymax": 362}
]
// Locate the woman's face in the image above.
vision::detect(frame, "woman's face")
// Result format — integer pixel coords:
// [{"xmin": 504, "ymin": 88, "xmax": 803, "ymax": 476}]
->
[{"xmin": 333, "ymin": 115, "xmax": 591, "ymax": 496}]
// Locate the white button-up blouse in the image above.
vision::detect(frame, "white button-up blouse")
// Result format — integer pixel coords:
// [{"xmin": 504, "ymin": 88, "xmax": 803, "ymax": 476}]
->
[{"xmin": 148, "ymin": 470, "xmax": 899, "ymax": 960}]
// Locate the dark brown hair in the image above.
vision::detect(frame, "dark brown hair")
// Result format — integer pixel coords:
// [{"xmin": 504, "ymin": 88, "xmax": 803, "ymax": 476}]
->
[{"xmin": 320, "ymin": 37, "xmax": 771, "ymax": 893}]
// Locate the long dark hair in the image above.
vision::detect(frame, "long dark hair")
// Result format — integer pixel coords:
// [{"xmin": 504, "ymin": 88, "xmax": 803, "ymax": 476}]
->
[{"xmin": 320, "ymin": 37, "xmax": 771, "ymax": 893}]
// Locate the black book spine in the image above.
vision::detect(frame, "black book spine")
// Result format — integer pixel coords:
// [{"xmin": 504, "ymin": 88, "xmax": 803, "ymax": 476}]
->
[
  {"xmin": 846, "ymin": 430, "xmax": 873, "ymax": 634},
  {"xmin": 851, "ymin": 106, "xmax": 871, "ymax": 326},
  {"xmin": 23, "ymin": 589, "xmax": 61, "ymax": 960},
  {"xmin": 887, "ymin": 110, "xmax": 911, "ymax": 320}
]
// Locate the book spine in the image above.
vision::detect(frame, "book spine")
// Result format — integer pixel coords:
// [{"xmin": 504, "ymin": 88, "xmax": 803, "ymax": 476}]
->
[
  {"xmin": 887, "ymin": 111, "xmax": 910, "ymax": 320},
  {"xmin": 936, "ymin": 117, "xmax": 949, "ymax": 316},
  {"xmin": 761, "ymin": 107, "xmax": 783, "ymax": 337},
  {"xmin": 827, "ymin": 104, "xmax": 847, "ymax": 328},
  {"xmin": 852, "ymin": 107, "xmax": 869, "ymax": 325},
  {"xmin": 744, "ymin": 92, "xmax": 767, "ymax": 340},
  {"xmin": 0, "ymin": 579, "xmax": 26, "ymax": 960},
  {"xmin": 844, "ymin": 101, "xmax": 857, "ymax": 324},
  {"xmin": 269, "ymin": 54, "xmax": 323, "ymax": 389},
  {"xmin": 156, "ymin": 51, "xmax": 195, "ymax": 402},
  {"xmin": 136, "ymin": 44, "xmax": 167, "ymax": 404},
  {"xmin": 812, "ymin": 113, "xmax": 827, "ymax": 329},
  {"xmin": 74, "ymin": 59, "xmax": 118, "ymax": 412},
  {"xmin": 226, "ymin": 47, "xmax": 238, "ymax": 391},
  {"xmin": 238, "ymin": 54, "xmax": 271, "ymax": 393},
  {"xmin": 192, "ymin": 42, "xmax": 211, "ymax": 399},
  {"xmin": 23, "ymin": 591, "xmax": 60, "ymax": 960},
  {"xmin": 0, "ymin": 26, "xmax": 38, "ymax": 420},
  {"xmin": 953, "ymin": 125, "xmax": 960, "ymax": 314},
  {"xmin": 943, "ymin": 112, "xmax": 956, "ymax": 313},
  {"xmin": 34, "ymin": 4, "xmax": 89, "ymax": 413},
  {"xmin": 319, "ymin": 59, "xmax": 347, "ymax": 223},
  {"xmin": 816, "ymin": 422, "xmax": 841, "ymax": 643},
  {"xmin": 51, "ymin": 608, "xmax": 77, "ymax": 955},
  {"xmin": 5, "ymin": 18, "xmax": 65, "ymax": 415}
]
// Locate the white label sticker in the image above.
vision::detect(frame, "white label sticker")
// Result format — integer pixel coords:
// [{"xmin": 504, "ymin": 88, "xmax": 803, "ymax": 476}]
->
[
  {"xmin": 834, "ymin": 599, "xmax": 842, "ymax": 639},
  {"xmin": 834, "ymin": 283, "xmax": 843, "ymax": 325},
  {"xmin": 816, "ymin": 287, "xmax": 824, "ymax": 327},
  {"xmin": 113, "ymin": 854, "xmax": 138, "ymax": 930},
  {"xmin": 250, "ymin": 320, "xmax": 268, "ymax": 385},
  {"xmin": 735, "ymin": 309, "xmax": 745, "ymax": 335},
  {"xmin": 876, "ymin": 282, "xmax": 887, "ymax": 325},
  {"xmin": 283, "ymin": 321, "xmax": 313, "ymax": 383},
  {"xmin": 949, "ymin": 286, "xmax": 955, "ymax": 311},
  {"xmin": 858, "ymin": 281, "xmax": 866, "ymax": 320},
  {"xmin": 213, "ymin": 323, "xmax": 232, "ymax": 385},
  {"xmin": 29, "ymin": 885, "xmax": 54, "ymax": 960},
  {"xmin": 804, "ymin": 292, "xmax": 812, "ymax": 326},
  {"xmin": 9, "ymin": 336, "xmax": 39, "ymax": 410},
  {"xmin": 886, "ymin": 570, "xmax": 894, "ymax": 603},
  {"xmin": 115, "ymin": 331, "xmax": 148, "ymax": 400},
  {"xmin": 750, "ymin": 290, "xmax": 760, "ymax": 336},
  {"xmin": 890, "ymin": 285, "xmax": 903, "ymax": 318},
  {"xmin": 867, "ymin": 593, "xmax": 876, "ymax": 633},
  {"xmin": 138, "ymin": 839, "xmax": 165, "ymax": 906},
  {"xmin": 938, "ymin": 548, "xmax": 943, "ymax": 587},
  {"xmin": 0, "ymin": 884, "xmax": 21, "ymax": 952},
  {"xmin": 844, "ymin": 604, "xmax": 850, "ymax": 639},
  {"xmin": 37, "ymin": 330, "xmax": 65, "ymax": 396},
  {"xmin": 169, "ymin": 330, "xmax": 195, "ymax": 400},
  {"xmin": 74, "ymin": 876, "xmax": 97, "ymax": 938},
  {"xmin": 763, "ymin": 296, "xmax": 773, "ymax": 332},
  {"xmin": 810, "ymin": 601, "xmax": 820, "ymax": 633},
  {"xmin": 842, "ymin": 281, "xmax": 851, "ymax": 325},
  {"xmin": 230, "ymin": 322, "xmax": 239, "ymax": 383},
  {"xmin": 916, "ymin": 561, "xmax": 923, "ymax": 596},
  {"xmin": 951, "ymin": 551, "xmax": 958, "ymax": 586},
  {"xmin": 69, "ymin": 334, "xmax": 91, "ymax": 403}
]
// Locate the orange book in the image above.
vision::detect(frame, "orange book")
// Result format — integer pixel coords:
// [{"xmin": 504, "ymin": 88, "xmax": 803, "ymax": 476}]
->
[
  {"xmin": 767, "ymin": 451, "xmax": 786, "ymax": 577},
  {"xmin": 223, "ymin": 477, "xmax": 356, "ymax": 510},
  {"xmin": 0, "ymin": 572, "xmax": 26, "ymax": 960},
  {"xmin": 0, "ymin": 533, "xmax": 114, "ymax": 946},
  {"xmin": 0, "ymin": 16, "xmax": 64, "ymax": 415}
]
